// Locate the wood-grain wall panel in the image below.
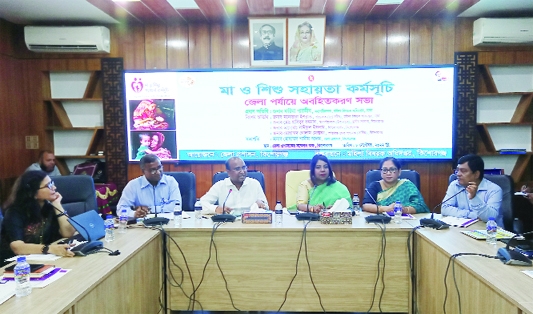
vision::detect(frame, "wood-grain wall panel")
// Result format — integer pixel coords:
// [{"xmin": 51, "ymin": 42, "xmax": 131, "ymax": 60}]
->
[
  {"xmin": 323, "ymin": 23, "xmax": 342, "ymax": 67},
  {"xmin": 454, "ymin": 18, "xmax": 475, "ymax": 52},
  {"xmin": 432, "ymin": 19, "xmax": 455, "ymax": 64},
  {"xmin": 341, "ymin": 22, "xmax": 364, "ymax": 66},
  {"xmin": 386, "ymin": 20, "xmax": 410, "ymax": 65},
  {"xmin": 167, "ymin": 24, "xmax": 190, "ymax": 69},
  {"xmin": 363, "ymin": 20, "xmax": 387, "ymax": 66},
  {"xmin": 145, "ymin": 24, "xmax": 167, "ymax": 69},
  {"xmin": 232, "ymin": 22, "xmax": 250, "ymax": 68},
  {"xmin": 114, "ymin": 24, "xmax": 146, "ymax": 70},
  {"xmin": 409, "ymin": 19, "xmax": 432, "ymax": 65},
  {"xmin": 188, "ymin": 24, "xmax": 211, "ymax": 68},
  {"xmin": 210, "ymin": 24, "xmax": 233, "ymax": 68}
]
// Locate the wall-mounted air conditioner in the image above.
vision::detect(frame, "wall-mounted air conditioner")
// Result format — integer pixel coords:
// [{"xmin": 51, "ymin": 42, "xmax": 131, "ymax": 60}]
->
[
  {"xmin": 473, "ymin": 18, "xmax": 533, "ymax": 46},
  {"xmin": 24, "ymin": 26, "xmax": 110, "ymax": 53}
]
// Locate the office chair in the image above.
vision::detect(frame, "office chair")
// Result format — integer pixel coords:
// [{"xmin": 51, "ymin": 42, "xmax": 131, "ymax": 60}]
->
[
  {"xmin": 365, "ymin": 169, "xmax": 421, "ymax": 190},
  {"xmin": 212, "ymin": 170, "xmax": 266, "ymax": 192},
  {"xmin": 52, "ymin": 175, "xmax": 98, "ymax": 217},
  {"xmin": 448, "ymin": 173, "xmax": 516, "ymax": 232},
  {"xmin": 285, "ymin": 170, "xmax": 311, "ymax": 209},
  {"xmin": 166, "ymin": 172, "xmax": 196, "ymax": 211}
]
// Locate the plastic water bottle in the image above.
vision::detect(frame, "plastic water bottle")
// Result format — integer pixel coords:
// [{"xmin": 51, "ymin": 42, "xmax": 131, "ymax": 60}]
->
[
  {"xmin": 14, "ymin": 256, "xmax": 32, "ymax": 297},
  {"xmin": 104, "ymin": 214, "xmax": 115, "ymax": 242},
  {"xmin": 194, "ymin": 198, "xmax": 202, "ymax": 220},
  {"xmin": 486, "ymin": 217, "xmax": 498, "ymax": 245},
  {"xmin": 352, "ymin": 193, "xmax": 361, "ymax": 215},
  {"xmin": 118, "ymin": 208, "xmax": 128, "ymax": 234},
  {"xmin": 174, "ymin": 201, "xmax": 182, "ymax": 228},
  {"xmin": 393, "ymin": 201, "xmax": 402, "ymax": 224},
  {"xmin": 275, "ymin": 201, "xmax": 283, "ymax": 226}
]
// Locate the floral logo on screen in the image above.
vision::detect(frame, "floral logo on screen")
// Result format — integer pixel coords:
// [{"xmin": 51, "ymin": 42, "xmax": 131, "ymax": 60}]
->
[
  {"xmin": 131, "ymin": 78, "xmax": 144, "ymax": 92},
  {"xmin": 434, "ymin": 71, "xmax": 447, "ymax": 82}
]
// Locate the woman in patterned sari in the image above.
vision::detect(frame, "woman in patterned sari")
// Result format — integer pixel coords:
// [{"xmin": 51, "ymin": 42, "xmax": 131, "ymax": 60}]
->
[{"xmin": 362, "ymin": 157, "xmax": 429, "ymax": 214}]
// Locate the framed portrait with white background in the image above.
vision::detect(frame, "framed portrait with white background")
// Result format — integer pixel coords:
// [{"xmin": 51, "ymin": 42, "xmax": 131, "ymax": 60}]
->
[
  {"xmin": 287, "ymin": 16, "xmax": 325, "ymax": 66},
  {"xmin": 249, "ymin": 18, "xmax": 287, "ymax": 67}
]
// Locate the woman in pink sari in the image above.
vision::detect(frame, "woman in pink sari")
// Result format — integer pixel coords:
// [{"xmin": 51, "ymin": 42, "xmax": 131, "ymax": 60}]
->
[{"xmin": 150, "ymin": 132, "xmax": 172, "ymax": 160}]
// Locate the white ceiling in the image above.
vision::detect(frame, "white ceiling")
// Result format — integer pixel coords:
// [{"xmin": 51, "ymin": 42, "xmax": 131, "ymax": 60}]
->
[{"xmin": 0, "ymin": 0, "xmax": 531, "ymax": 25}]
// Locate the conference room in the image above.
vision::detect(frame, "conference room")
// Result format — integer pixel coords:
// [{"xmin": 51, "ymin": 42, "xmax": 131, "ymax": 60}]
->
[{"xmin": 1, "ymin": 0, "xmax": 533, "ymax": 313}]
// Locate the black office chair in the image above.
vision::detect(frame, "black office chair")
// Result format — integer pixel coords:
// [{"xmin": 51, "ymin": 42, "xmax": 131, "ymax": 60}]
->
[
  {"xmin": 212, "ymin": 170, "xmax": 266, "ymax": 192},
  {"xmin": 365, "ymin": 169, "xmax": 421, "ymax": 190},
  {"xmin": 166, "ymin": 172, "xmax": 196, "ymax": 211},
  {"xmin": 448, "ymin": 174, "xmax": 515, "ymax": 232},
  {"xmin": 52, "ymin": 175, "xmax": 98, "ymax": 217}
]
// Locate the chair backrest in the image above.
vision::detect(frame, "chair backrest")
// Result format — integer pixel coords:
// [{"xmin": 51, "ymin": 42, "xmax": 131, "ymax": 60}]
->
[
  {"xmin": 448, "ymin": 173, "xmax": 514, "ymax": 231},
  {"xmin": 365, "ymin": 169, "xmax": 421, "ymax": 190},
  {"xmin": 52, "ymin": 175, "xmax": 97, "ymax": 217},
  {"xmin": 285, "ymin": 170, "xmax": 311, "ymax": 209},
  {"xmin": 212, "ymin": 170, "xmax": 266, "ymax": 192},
  {"xmin": 165, "ymin": 172, "xmax": 196, "ymax": 211}
]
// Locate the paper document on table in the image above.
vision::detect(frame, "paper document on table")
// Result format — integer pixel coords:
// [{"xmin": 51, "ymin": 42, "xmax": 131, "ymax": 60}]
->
[
  {"xmin": 523, "ymin": 270, "xmax": 533, "ymax": 279},
  {"xmin": 461, "ymin": 228, "xmax": 516, "ymax": 240},
  {"xmin": 440, "ymin": 216, "xmax": 479, "ymax": 227},
  {"xmin": 0, "ymin": 280, "xmax": 15, "ymax": 305},
  {"xmin": 5, "ymin": 254, "xmax": 61, "ymax": 262}
]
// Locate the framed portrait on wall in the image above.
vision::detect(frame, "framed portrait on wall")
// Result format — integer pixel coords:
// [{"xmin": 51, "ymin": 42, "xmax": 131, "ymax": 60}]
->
[
  {"xmin": 249, "ymin": 18, "xmax": 287, "ymax": 67},
  {"xmin": 287, "ymin": 16, "xmax": 325, "ymax": 66}
]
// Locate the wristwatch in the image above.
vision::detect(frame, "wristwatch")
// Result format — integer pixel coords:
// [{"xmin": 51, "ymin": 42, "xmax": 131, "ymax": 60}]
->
[{"xmin": 42, "ymin": 244, "xmax": 50, "ymax": 254}]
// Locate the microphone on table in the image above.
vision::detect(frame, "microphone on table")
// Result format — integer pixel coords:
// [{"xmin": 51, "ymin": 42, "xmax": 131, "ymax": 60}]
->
[
  {"xmin": 497, "ymin": 231, "xmax": 533, "ymax": 266},
  {"xmin": 364, "ymin": 188, "xmax": 391, "ymax": 224},
  {"xmin": 212, "ymin": 189, "xmax": 236, "ymax": 223},
  {"xmin": 144, "ymin": 186, "xmax": 170, "ymax": 226},
  {"xmin": 420, "ymin": 188, "xmax": 467, "ymax": 230},
  {"xmin": 296, "ymin": 185, "xmax": 320, "ymax": 221}
]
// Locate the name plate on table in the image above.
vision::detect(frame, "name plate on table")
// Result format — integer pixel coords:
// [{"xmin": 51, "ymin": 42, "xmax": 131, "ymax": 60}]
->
[
  {"xmin": 320, "ymin": 211, "xmax": 352, "ymax": 224},
  {"xmin": 242, "ymin": 212, "xmax": 272, "ymax": 224}
]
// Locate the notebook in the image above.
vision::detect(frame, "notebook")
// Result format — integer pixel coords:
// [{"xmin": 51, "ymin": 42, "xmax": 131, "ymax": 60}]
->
[{"xmin": 67, "ymin": 210, "xmax": 105, "ymax": 241}]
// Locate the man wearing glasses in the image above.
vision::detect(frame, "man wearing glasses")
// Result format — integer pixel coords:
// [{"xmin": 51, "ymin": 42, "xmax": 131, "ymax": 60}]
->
[
  {"xmin": 441, "ymin": 154, "xmax": 502, "ymax": 225},
  {"xmin": 117, "ymin": 154, "xmax": 181, "ymax": 218},
  {"xmin": 200, "ymin": 157, "xmax": 268, "ymax": 215}
]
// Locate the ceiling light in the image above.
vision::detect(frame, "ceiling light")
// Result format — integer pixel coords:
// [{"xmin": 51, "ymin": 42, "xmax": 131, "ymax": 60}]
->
[
  {"xmin": 166, "ymin": 0, "xmax": 200, "ymax": 9},
  {"xmin": 375, "ymin": 0, "xmax": 404, "ymax": 5},
  {"xmin": 274, "ymin": 0, "xmax": 300, "ymax": 8}
]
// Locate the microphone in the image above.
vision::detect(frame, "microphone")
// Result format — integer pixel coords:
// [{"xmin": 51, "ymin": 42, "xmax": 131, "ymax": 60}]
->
[
  {"xmin": 296, "ymin": 185, "xmax": 320, "ymax": 221},
  {"xmin": 364, "ymin": 188, "xmax": 391, "ymax": 224},
  {"xmin": 211, "ymin": 189, "xmax": 236, "ymax": 223},
  {"xmin": 497, "ymin": 231, "xmax": 533, "ymax": 266},
  {"xmin": 144, "ymin": 186, "xmax": 170, "ymax": 226},
  {"xmin": 420, "ymin": 187, "xmax": 466, "ymax": 230}
]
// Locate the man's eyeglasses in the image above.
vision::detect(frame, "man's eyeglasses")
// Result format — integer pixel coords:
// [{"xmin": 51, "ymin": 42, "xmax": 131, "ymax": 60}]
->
[
  {"xmin": 144, "ymin": 165, "xmax": 163, "ymax": 175},
  {"xmin": 39, "ymin": 181, "xmax": 55, "ymax": 190},
  {"xmin": 381, "ymin": 167, "xmax": 398, "ymax": 174},
  {"xmin": 454, "ymin": 168, "xmax": 469, "ymax": 175},
  {"xmin": 232, "ymin": 165, "xmax": 247, "ymax": 173}
]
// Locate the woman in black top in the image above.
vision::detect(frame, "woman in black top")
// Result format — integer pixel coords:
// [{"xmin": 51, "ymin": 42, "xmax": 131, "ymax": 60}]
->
[{"xmin": 1, "ymin": 170, "xmax": 75, "ymax": 265}]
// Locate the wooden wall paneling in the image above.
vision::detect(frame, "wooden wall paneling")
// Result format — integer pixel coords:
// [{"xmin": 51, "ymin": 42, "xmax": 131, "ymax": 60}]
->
[
  {"xmin": 409, "ymin": 19, "xmax": 432, "ymax": 65},
  {"xmin": 47, "ymin": 59, "xmax": 69, "ymax": 71},
  {"xmin": 0, "ymin": 19, "xmax": 17, "ymax": 57},
  {"xmin": 232, "ymin": 22, "xmax": 250, "ymax": 69},
  {"xmin": 210, "ymin": 23, "xmax": 233, "ymax": 68},
  {"xmin": 363, "ymin": 20, "xmax": 387, "ymax": 66},
  {"xmin": 515, "ymin": 51, "xmax": 533, "ymax": 64},
  {"xmin": 188, "ymin": 24, "xmax": 211, "ymax": 68},
  {"xmin": 386, "ymin": 20, "xmax": 410, "ymax": 65},
  {"xmin": 338, "ymin": 162, "xmax": 365, "ymax": 198},
  {"xmin": 167, "ymin": 24, "xmax": 190, "ymax": 69},
  {"xmin": 251, "ymin": 163, "xmax": 278, "ymax": 206},
  {"xmin": 341, "ymin": 22, "xmax": 364, "ymax": 66},
  {"xmin": 112, "ymin": 24, "xmax": 146, "ymax": 70},
  {"xmin": 454, "ymin": 18, "xmax": 475, "ymax": 52},
  {"xmin": 323, "ymin": 23, "xmax": 342, "ymax": 67},
  {"xmin": 427, "ymin": 161, "xmax": 453, "ymax": 211},
  {"xmin": 432, "ymin": 19, "xmax": 455, "ymax": 64},
  {"xmin": 145, "ymin": 24, "xmax": 168, "ymax": 69},
  {"xmin": 191, "ymin": 164, "xmax": 217, "ymax": 199},
  {"xmin": 128, "ymin": 164, "xmax": 142, "ymax": 180}
]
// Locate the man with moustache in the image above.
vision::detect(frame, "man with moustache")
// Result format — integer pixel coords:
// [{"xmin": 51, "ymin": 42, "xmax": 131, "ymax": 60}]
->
[
  {"xmin": 441, "ymin": 154, "xmax": 502, "ymax": 225},
  {"xmin": 117, "ymin": 154, "xmax": 181, "ymax": 218},
  {"xmin": 200, "ymin": 157, "xmax": 268, "ymax": 214},
  {"xmin": 26, "ymin": 150, "xmax": 61, "ymax": 176},
  {"xmin": 253, "ymin": 24, "xmax": 283, "ymax": 61}
]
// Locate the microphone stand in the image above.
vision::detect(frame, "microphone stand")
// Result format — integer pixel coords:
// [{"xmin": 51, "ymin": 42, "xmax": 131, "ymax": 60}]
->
[
  {"xmin": 296, "ymin": 185, "xmax": 320, "ymax": 221},
  {"xmin": 212, "ymin": 189, "xmax": 236, "ymax": 222},
  {"xmin": 363, "ymin": 188, "xmax": 391, "ymax": 224},
  {"xmin": 50, "ymin": 203, "xmax": 103, "ymax": 250},
  {"xmin": 420, "ymin": 188, "xmax": 466, "ymax": 230},
  {"xmin": 144, "ymin": 186, "xmax": 170, "ymax": 226},
  {"xmin": 497, "ymin": 231, "xmax": 533, "ymax": 266}
]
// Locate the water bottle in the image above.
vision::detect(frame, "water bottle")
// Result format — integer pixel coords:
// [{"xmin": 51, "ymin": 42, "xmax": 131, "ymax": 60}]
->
[
  {"xmin": 352, "ymin": 193, "xmax": 361, "ymax": 215},
  {"xmin": 174, "ymin": 201, "xmax": 182, "ymax": 228},
  {"xmin": 104, "ymin": 214, "xmax": 115, "ymax": 242},
  {"xmin": 14, "ymin": 256, "xmax": 32, "ymax": 297},
  {"xmin": 118, "ymin": 208, "xmax": 128, "ymax": 234},
  {"xmin": 194, "ymin": 198, "xmax": 202, "ymax": 220},
  {"xmin": 486, "ymin": 217, "xmax": 498, "ymax": 245},
  {"xmin": 275, "ymin": 201, "xmax": 283, "ymax": 226},
  {"xmin": 393, "ymin": 201, "xmax": 402, "ymax": 224}
]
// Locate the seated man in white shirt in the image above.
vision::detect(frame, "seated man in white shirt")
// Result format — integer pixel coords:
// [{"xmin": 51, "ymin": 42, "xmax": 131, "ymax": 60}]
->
[
  {"xmin": 200, "ymin": 157, "xmax": 268, "ymax": 214},
  {"xmin": 441, "ymin": 154, "xmax": 503, "ymax": 225}
]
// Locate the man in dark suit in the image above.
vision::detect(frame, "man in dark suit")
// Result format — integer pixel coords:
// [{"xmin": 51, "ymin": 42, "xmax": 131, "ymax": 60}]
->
[{"xmin": 254, "ymin": 24, "xmax": 283, "ymax": 61}]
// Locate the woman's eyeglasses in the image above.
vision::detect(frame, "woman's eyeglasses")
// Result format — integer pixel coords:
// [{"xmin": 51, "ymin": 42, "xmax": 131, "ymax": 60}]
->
[
  {"xmin": 380, "ymin": 168, "xmax": 398, "ymax": 174},
  {"xmin": 39, "ymin": 181, "xmax": 55, "ymax": 190}
]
